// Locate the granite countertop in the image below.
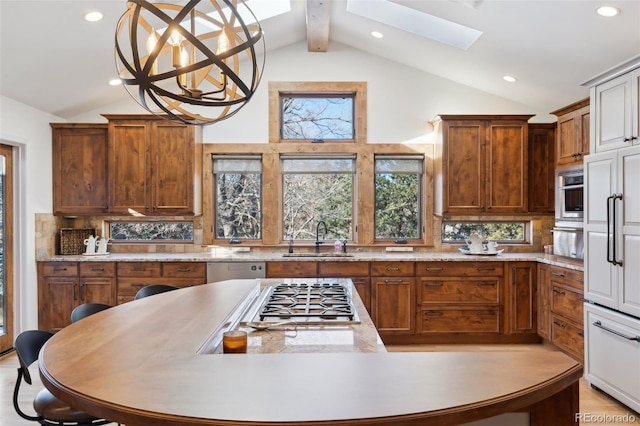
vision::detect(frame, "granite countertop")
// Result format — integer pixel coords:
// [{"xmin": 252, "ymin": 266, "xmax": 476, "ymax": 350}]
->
[{"xmin": 40, "ymin": 250, "xmax": 584, "ymax": 271}]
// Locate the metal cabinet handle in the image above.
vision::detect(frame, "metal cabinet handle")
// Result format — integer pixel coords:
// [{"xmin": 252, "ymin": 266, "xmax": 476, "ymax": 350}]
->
[
  {"xmin": 476, "ymin": 311, "xmax": 496, "ymax": 316},
  {"xmin": 90, "ymin": 267, "xmax": 105, "ymax": 272},
  {"xmin": 385, "ymin": 266, "xmax": 400, "ymax": 272},
  {"xmin": 551, "ymin": 271, "xmax": 565, "ymax": 278},
  {"xmin": 476, "ymin": 282, "xmax": 496, "ymax": 286},
  {"xmin": 424, "ymin": 267, "xmax": 443, "ymax": 272},
  {"xmin": 383, "ymin": 279, "xmax": 404, "ymax": 284},
  {"xmin": 577, "ymin": 297, "xmax": 586, "ymax": 302},
  {"xmin": 577, "ymin": 278, "xmax": 584, "ymax": 283},
  {"xmin": 176, "ymin": 268, "xmax": 191, "ymax": 272},
  {"xmin": 553, "ymin": 320, "xmax": 566, "ymax": 328},
  {"xmin": 73, "ymin": 283, "xmax": 78, "ymax": 301},
  {"xmin": 593, "ymin": 320, "xmax": 640, "ymax": 342},
  {"xmin": 131, "ymin": 267, "xmax": 146, "ymax": 272},
  {"xmin": 477, "ymin": 267, "xmax": 495, "ymax": 272},
  {"xmin": 424, "ymin": 282, "xmax": 443, "ymax": 287},
  {"xmin": 552, "ymin": 288, "xmax": 566, "ymax": 295},
  {"xmin": 424, "ymin": 311, "xmax": 443, "ymax": 317},
  {"xmin": 53, "ymin": 267, "xmax": 67, "ymax": 272},
  {"xmin": 80, "ymin": 283, "xmax": 86, "ymax": 301},
  {"xmin": 578, "ymin": 332, "xmax": 584, "ymax": 337}
]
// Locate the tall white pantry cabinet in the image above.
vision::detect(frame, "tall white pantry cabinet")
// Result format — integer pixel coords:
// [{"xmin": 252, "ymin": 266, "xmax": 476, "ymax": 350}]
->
[{"xmin": 583, "ymin": 55, "xmax": 640, "ymax": 414}]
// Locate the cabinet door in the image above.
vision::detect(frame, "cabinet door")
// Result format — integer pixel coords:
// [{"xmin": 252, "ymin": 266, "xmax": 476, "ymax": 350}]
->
[
  {"xmin": 351, "ymin": 277, "xmax": 371, "ymax": 314},
  {"xmin": 371, "ymin": 277, "xmax": 415, "ymax": 334},
  {"xmin": 584, "ymin": 152, "xmax": 618, "ymax": 308},
  {"xmin": 528, "ymin": 124, "xmax": 555, "ymax": 212},
  {"xmin": 442, "ymin": 120, "xmax": 484, "ymax": 214},
  {"xmin": 151, "ymin": 122, "xmax": 195, "ymax": 214},
  {"xmin": 52, "ymin": 125, "xmax": 109, "ymax": 215},
  {"xmin": 81, "ymin": 277, "xmax": 116, "ymax": 306},
  {"xmin": 577, "ymin": 106, "xmax": 591, "ymax": 157},
  {"xmin": 619, "ymin": 145, "xmax": 640, "ymax": 317},
  {"xmin": 43, "ymin": 277, "xmax": 77, "ymax": 331},
  {"xmin": 537, "ymin": 263, "xmax": 550, "ymax": 340},
  {"xmin": 486, "ymin": 121, "xmax": 528, "ymax": 213},
  {"xmin": 507, "ymin": 262, "xmax": 536, "ymax": 335},
  {"xmin": 109, "ymin": 120, "xmax": 151, "ymax": 214},
  {"xmin": 593, "ymin": 73, "xmax": 635, "ymax": 152},
  {"xmin": 556, "ymin": 112, "xmax": 578, "ymax": 166}
]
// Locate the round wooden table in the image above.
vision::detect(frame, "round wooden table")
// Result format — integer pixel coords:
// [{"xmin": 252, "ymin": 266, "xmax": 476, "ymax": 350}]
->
[{"xmin": 39, "ymin": 280, "xmax": 582, "ymax": 425}]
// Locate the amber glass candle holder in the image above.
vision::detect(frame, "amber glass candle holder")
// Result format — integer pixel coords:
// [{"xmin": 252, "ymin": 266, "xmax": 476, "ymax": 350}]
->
[{"xmin": 222, "ymin": 330, "xmax": 247, "ymax": 354}]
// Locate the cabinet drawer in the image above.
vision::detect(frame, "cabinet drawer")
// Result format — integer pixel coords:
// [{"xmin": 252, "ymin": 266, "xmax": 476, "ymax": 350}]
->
[
  {"xmin": 42, "ymin": 262, "xmax": 78, "ymax": 277},
  {"xmin": 117, "ymin": 277, "xmax": 164, "ymax": 296},
  {"xmin": 117, "ymin": 262, "xmax": 161, "ymax": 278},
  {"xmin": 416, "ymin": 262, "xmax": 502, "ymax": 277},
  {"xmin": 551, "ymin": 315, "xmax": 584, "ymax": 361},
  {"xmin": 549, "ymin": 266, "xmax": 584, "ymax": 289},
  {"xmin": 162, "ymin": 262, "xmax": 205, "ymax": 278},
  {"xmin": 551, "ymin": 284, "xmax": 584, "ymax": 325},
  {"xmin": 419, "ymin": 278, "xmax": 499, "ymax": 304},
  {"xmin": 267, "ymin": 262, "xmax": 317, "ymax": 278},
  {"xmin": 370, "ymin": 262, "xmax": 414, "ymax": 276},
  {"xmin": 318, "ymin": 261, "xmax": 369, "ymax": 277},
  {"xmin": 419, "ymin": 306, "xmax": 501, "ymax": 333},
  {"xmin": 79, "ymin": 262, "xmax": 116, "ymax": 277}
]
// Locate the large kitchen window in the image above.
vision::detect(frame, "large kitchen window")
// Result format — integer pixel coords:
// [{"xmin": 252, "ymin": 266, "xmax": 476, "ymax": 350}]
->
[
  {"xmin": 281, "ymin": 155, "xmax": 355, "ymax": 241},
  {"xmin": 374, "ymin": 155, "xmax": 423, "ymax": 241},
  {"xmin": 213, "ymin": 155, "xmax": 262, "ymax": 240}
]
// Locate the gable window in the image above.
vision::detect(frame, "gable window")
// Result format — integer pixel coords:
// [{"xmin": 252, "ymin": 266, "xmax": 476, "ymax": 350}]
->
[
  {"xmin": 281, "ymin": 155, "xmax": 355, "ymax": 241},
  {"xmin": 375, "ymin": 155, "xmax": 423, "ymax": 241},
  {"xmin": 213, "ymin": 155, "xmax": 262, "ymax": 240},
  {"xmin": 281, "ymin": 94, "xmax": 355, "ymax": 141}
]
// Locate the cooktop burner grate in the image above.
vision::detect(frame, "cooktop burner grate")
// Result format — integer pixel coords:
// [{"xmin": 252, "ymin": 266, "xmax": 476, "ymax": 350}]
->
[{"xmin": 258, "ymin": 282, "xmax": 356, "ymax": 321}]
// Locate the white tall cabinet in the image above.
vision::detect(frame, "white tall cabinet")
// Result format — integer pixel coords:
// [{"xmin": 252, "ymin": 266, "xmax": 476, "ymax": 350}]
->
[{"xmin": 583, "ymin": 55, "xmax": 640, "ymax": 414}]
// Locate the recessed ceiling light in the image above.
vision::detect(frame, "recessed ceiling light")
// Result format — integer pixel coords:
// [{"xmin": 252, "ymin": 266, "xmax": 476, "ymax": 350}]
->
[
  {"xmin": 371, "ymin": 31, "xmax": 384, "ymax": 39},
  {"xmin": 84, "ymin": 11, "xmax": 103, "ymax": 22},
  {"xmin": 503, "ymin": 75, "xmax": 517, "ymax": 83},
  {"xmin": 596, "ymin": 6, "xmax": 620, "ymax": 17},
  {"xmin": 109, "ymin": 79, "xmax": 122, "ymax": 86}
]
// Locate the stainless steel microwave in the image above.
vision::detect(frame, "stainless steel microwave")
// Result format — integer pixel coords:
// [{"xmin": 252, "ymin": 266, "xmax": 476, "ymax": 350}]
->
[{"xmin": 555, "ymin": 166, "xmax": 584, "ymax": 226}]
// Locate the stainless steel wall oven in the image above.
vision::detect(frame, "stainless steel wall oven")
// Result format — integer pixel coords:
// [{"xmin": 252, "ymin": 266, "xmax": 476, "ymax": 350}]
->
[{"xmin": 555, "ymin": 165, "xmax": 584, "ymax": 226}]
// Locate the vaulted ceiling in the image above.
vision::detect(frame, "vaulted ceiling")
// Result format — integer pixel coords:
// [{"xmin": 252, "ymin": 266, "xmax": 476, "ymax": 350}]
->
[{"xmin": 1, "ymin": 0, "xmax": 639, "ymax": 120}]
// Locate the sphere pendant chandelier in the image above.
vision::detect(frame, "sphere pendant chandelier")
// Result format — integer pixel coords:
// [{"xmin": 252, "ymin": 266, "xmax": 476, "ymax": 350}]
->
[{"xmin": 115, "ymin": 0, "xmax": 265, "ymax": 125}]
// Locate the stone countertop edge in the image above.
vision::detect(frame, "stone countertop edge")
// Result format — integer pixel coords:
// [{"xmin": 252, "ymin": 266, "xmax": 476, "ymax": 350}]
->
[{"xmin": 40, "ymin": 251, "xmax": 584, "ymax": 271}]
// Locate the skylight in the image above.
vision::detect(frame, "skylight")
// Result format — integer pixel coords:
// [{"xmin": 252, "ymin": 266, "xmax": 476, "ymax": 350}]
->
[{"xmin": 346, "ymin": 0, "xmax": 483, "ymax": 50}]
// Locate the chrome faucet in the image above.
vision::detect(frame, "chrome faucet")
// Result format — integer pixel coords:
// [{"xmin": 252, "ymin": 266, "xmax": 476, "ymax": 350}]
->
[{"xmin": 315, "ymin": 220, "xmax": 328, "ymax": 253}]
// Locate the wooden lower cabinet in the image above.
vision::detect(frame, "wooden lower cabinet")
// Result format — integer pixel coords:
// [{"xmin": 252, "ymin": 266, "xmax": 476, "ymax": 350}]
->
[
  {"xmin": 370, "ymin": 262, "xmax": 415, "ymax": 335},
  {"xmin": 38, "ymin": 262, "xmax": 116, "ymax": 332},
  {"xmin": 318, "ymin": 262, "xmax": 371, "ymax": 313},
  {"xmin": 506, "ymin": 262, "xmax": 537, "ymax": 335},
  {"xmin": 547, "ymin": 265, "xmax": 584, "ymax": 362},
  {"xmin": 117, "ymin": 262, "xmax": 206, "ymax": 304},
  {"xmin": 266, "ymin": 261, "xmax": 318, "ymax": 278},
  {"xmin": 537, "ymin": 263, "xmax": 551, "ymax": 339}
]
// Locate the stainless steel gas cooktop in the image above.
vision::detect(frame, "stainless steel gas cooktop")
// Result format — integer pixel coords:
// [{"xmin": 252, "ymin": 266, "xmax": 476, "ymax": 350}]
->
[{"xmin": 241, "ymin": 278, "xmax": 360, "ymax": 324}]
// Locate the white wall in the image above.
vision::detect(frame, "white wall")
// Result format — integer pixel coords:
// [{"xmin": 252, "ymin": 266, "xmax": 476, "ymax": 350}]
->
[
  {"xmin": 0, "ymin": 41, "xmax": 552, "ymax": 331},
  {"xmin": 0, "ymin": 95, "xmax": 64, "ymax": 332},
  {"xmin": 69, "ymin": 41, "xmax": 549, "ymax": 143}
]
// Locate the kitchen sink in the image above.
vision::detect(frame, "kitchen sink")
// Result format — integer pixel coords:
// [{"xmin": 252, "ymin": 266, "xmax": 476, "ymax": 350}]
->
[{"xmin": 282, "ymin": 253, "xmax": 354, "ymax": 258}]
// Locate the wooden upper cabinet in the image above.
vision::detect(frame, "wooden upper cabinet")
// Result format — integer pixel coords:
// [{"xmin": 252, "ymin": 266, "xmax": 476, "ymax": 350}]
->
[
  {"xmin": 437, "ymin": 115, "xmax": 532, "ymax": 215},
  {"xmin": 551, "ymin": 98, "xmax": 590, "ymax": 167},
  {"xmin": 105, "ymin": 115, "xmax": 203, "ymax": 216},
  {"xmin": 528, "ymin": 123, "xmax": 556, "ymax": 213},
  {"xmin": 51, "ymin": 124, "xmax": 109, "ymax": 215}
]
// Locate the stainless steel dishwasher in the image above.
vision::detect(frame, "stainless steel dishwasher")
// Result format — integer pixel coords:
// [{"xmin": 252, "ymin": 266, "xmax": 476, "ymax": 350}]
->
[{"xmin": 206, "ymin": 262, "xmax": 266, "ymax": 282}]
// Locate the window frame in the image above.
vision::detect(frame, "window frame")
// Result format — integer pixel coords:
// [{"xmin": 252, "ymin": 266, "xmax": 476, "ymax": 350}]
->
[
  {"xmin": 269, "ymin": 82, "xmax": 367, "ymax": 144},
  {"xmin": 373, "ymin": 154, "xmax": 425, "ymax": 243},
  {"xmin": 212, "ymin": 155, "xmax": 263, "ymax": 243}
]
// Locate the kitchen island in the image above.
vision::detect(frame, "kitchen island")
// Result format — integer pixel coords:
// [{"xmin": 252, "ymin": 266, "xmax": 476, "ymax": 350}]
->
[{"xmin": 39, "ymin": 278, "xmax": 582, "ymax": 425}]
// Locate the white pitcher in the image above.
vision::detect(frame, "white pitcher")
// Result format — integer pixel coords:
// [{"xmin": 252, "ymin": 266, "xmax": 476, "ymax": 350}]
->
[
  {"xmin": 96, "ymin": 237, "xmax": 109, "ymax": 254},
  {"xmin": 84, "ymin": 236, "xmax": 96, "ymax": 254}
]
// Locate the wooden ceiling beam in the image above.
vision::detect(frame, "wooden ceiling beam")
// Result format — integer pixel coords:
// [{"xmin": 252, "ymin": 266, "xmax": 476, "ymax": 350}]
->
[{"xmin": 306, "ymin": 0, "xmax": 330, "ymax": 52}]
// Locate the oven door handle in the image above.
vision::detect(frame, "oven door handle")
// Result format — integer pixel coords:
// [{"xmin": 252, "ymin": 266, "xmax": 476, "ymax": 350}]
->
[
  {"xmin": 606, "ymin": 194, "xmax": 615, "ymax": 265},
  {"xmin": 613, "ymin": 194, "xmax": 623, "ymax": 266},
  {"xmin": 593, "ymin": 320, "xmax": 640, "ymax": 342}
]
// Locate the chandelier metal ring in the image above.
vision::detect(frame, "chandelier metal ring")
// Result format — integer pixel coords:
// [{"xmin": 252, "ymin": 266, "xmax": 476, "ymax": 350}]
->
[{"xmin": 115, "ymin": 0, "xmax": 265, "ymax": 125}]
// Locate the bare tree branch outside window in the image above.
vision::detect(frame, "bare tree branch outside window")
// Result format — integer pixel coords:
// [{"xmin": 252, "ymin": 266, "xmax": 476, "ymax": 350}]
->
[{"xmin": 281, "ymin": 95, "xmax": 354, "ymax": 140}]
